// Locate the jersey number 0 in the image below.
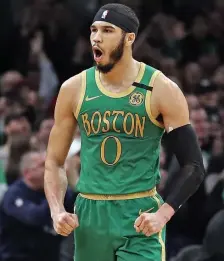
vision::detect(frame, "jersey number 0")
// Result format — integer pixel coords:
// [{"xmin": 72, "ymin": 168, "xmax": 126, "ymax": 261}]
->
[{"xmin": 100, "ymin": 136, "xmax": 122, "ymax": 166}]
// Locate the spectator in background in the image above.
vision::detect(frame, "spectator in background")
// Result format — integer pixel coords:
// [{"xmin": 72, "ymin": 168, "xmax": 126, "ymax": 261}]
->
[
  {"xmin": 6, "ymin": 135, "xmax": 31, "ymax": 185},
  {"xmin": 30, "ymin": 118, "xmax": 54, "ymax": 151},
  {"xmin": 0, "ymin": 71, "xmax": 24, "ymax": 95},
  {"xmin": 38, "ymin": 118, "xmax": 54, "ymax": 146},
  {"xmin": 190, "ymin": 106, "xmax": 210, "ymax": 169},
  {"xmin": 28, "ymin": 30, "xmax": 59, "ymax": 109},
  {"xmin": 160, "ymin": 57, "xmax": 179, "ymax": 79},
  {"xmin": 202, "ymin": 209, "xmax": 224, "ymax": 261},
  {"xmin": 172, "ymin": 209, "xmax": 224, "ymax": 261},
  {"xmin": 0, "ymin": 134, "xmax": 32, "ymax": 208},
  {"xmin": 196, "ymin": 81, "xmax": 219, "ymax": 114},
  {"xmin": 180, "ymin": 13, "xmax": 215, "ymax": 65},
  {"xmin": 182, "ymin": 63, "xmax": 202, "ymax": 93},
  {"xmin": 185, "ymin": 94, "xmax": 200, "ymax": 111},
  {"xmin": 0, "ymin": 150, "xmax": 75, "ymax": 261},
  {"xmin": 0, "ymin": 113, "xmax": 31, "ymax": 171}
]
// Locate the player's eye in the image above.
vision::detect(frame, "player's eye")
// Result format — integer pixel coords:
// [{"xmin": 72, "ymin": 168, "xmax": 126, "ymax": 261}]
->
[
  {"xmin": 104, "ymin": 29, "xmax": 113, "ymax": 33},
  {"xmin": 91, "ymin": 28, "xmax": 97, "ymax": 33}
]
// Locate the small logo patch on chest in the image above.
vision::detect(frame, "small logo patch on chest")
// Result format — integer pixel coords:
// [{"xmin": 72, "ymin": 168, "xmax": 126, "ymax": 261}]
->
[{"xmin": 129, "ymin": 92, "xmax": 144, "ymax": 106}]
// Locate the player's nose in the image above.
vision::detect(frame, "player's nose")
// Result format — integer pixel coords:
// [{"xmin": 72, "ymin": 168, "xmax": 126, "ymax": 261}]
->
[{"xmin": 92, "ymin": 31, "xmax": 103, "ymax": 44}]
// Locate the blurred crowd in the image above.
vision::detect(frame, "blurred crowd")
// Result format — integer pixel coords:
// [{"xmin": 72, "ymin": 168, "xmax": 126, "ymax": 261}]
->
[{"xmin": 0, "ymin": 0, "xmax": 224, "ymax": 261}]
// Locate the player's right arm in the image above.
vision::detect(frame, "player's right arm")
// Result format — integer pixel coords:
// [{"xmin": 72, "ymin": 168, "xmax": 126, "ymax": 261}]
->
[{"xmin": 44, "ymin": 74, "xmax": 81, "ymax": 236}]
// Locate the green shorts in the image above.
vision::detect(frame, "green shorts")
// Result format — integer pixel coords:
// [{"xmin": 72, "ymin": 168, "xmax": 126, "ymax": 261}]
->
[{"xmin": 74, "ymin": 192, "xmax": 166, "ymax": 261}]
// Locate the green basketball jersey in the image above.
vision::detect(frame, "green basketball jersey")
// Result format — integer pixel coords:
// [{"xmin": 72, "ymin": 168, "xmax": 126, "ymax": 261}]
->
[{"xmin": 75, "ymin": 63, "xmax": 164, "ymax": 194}]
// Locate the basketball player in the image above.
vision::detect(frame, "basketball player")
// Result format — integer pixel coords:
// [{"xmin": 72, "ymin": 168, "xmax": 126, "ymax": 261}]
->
[{"xmin": 44, "ymin": 4, "xmax": 205, "ymax": 261}]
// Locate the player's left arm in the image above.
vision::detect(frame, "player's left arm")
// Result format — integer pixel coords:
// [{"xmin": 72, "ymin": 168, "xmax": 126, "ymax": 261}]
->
[
  {"xmin": 134, "ymin": 73, "xmax": 205, "ymax": 236},
  {"xmin": 155, "ymin": 73, "xmax": 205, "ymax": 219}
]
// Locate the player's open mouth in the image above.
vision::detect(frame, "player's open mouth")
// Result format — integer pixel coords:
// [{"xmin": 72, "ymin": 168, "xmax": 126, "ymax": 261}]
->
[{"xmin": 93, "ymin": 47, "xmax": 104, "ymax": 62}]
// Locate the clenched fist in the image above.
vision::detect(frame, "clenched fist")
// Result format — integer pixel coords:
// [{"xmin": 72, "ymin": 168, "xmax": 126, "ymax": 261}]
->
[
  {"xmin": 134, "ymin": 212, "xmax": 166, "ymax": 237},
  {"xmin": 52, "ymin": 212, "xmax": 79, "ymax": 236}
]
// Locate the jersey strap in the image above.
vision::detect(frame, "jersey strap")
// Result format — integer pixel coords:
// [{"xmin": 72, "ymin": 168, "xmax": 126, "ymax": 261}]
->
[
  {"xmin": 145, "ymin": 69, "xmax": 164, "ymax": 129},
  {"xmin": 75, "ymin": 71, "xmax": 87, "ymax": 119},
  {"xmin": 133, "ymin": 67, "xmax": 164, "ymax": 129},
  {"xmin": 132, "ymin": 82, "xmax": 153, "ymax": 91}
]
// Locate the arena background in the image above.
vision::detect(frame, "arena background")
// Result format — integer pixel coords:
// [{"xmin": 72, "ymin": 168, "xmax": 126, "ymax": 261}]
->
[{"xmin": 0, "ymin": 0, "xmax": 224, "ymax": 260}]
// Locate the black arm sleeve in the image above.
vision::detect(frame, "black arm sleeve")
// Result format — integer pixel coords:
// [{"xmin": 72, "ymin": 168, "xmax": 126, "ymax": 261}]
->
[{"xmin": 164, "ymin": 124, "xmax": 205, "ymax": 211}]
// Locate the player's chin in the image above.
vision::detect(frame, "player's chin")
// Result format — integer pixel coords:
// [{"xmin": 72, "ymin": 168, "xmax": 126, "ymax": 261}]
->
[{"xmin": 95, "ymin": 60, "xmax": 109, "ymax": 69}]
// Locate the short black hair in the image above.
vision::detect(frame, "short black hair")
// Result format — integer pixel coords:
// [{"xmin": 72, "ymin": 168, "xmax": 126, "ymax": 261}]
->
[{"xmin": 100, "ymin": 3, "xmax": 139, "ymax": 28}]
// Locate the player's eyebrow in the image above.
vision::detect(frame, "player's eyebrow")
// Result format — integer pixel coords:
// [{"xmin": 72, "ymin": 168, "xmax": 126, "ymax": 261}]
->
[
  {"xmin": 90, "ymin": 25, "xmax": 116, "ymax": 30},
  {"xmin": 90, "ymin": 25, "xmax": 96, "ymax": 30},
  {"xmin": 103, "ymin": 25, "xmax": 116, "ymax": 30}
]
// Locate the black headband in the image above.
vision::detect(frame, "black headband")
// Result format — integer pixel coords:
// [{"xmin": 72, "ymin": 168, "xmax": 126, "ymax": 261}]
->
[{"xmin": 93, "ymin": 8, "xmax": 139, "ymax": 35}]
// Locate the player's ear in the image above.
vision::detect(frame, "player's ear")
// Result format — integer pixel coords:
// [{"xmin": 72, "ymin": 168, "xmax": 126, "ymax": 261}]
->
[{"xmin": 125, "ymin": 33, "xmax": 135, "ymax": 47}]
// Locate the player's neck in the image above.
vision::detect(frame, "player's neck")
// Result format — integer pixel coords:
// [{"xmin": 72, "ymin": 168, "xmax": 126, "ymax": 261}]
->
[{"xmin": 101, "ymin": 55, "xmax": 139, "ymax": 87}]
